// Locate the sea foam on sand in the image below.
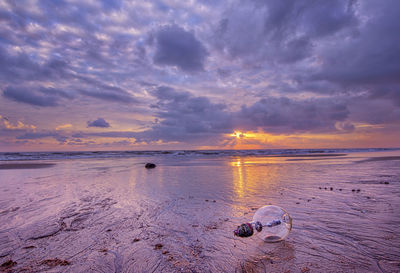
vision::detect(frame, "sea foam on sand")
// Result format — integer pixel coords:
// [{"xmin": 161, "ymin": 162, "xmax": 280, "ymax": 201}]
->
[{"xmin": 1, "ymin": 151, "xmax": 400, "ymax": 272}]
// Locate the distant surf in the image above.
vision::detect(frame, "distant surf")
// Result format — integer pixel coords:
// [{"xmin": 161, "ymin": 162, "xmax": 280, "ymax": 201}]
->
[{"xmin": 1, "ymin": 148, "xmax": 398, "ymax": 161}]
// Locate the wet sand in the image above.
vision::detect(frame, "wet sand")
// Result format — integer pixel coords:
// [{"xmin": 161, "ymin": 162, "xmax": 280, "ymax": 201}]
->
[
  {"xmin": 1, "ymin": 151, "xmax": 400, "ymax": 272},
  {"xmin": 0, "ymin": 163, "xmax": 56, "ymax": 169}
]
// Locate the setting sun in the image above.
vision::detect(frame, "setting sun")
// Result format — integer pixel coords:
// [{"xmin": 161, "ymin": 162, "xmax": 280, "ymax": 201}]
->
[{"xmin": 230, "ymin": 131, "xmax": 247, "ymax": 139}]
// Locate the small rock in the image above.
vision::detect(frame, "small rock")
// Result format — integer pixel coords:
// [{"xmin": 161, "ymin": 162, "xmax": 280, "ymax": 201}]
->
[
  {"xmin": 154, "ymin": 243, "xmax": 163, "ymax": 250},
  {"xmin": 162, "ymin": 250, "xmax": 169, "ymax": 255},
  {"xmin": 339, "ymin": 189, "xmax": 342, "ymax": 191},
  {"xmin": 330, "ymin": 187, "xmax": 333, "ymax": 191},
  {"xmin": 384, "ymin": 181, "xmax": 389, "ymax": 184},
  {"xmin": 106, "ymin": 229, "xmax": 112, "ymax": 232},
  {"xmin": 133, "ymin": 238, "xmax": 140, "ymax": 242},
  {"xmin": 205, "ymin": 199, "xmax": 209, "ymax": 202},
  {"xmin": 145, "ymin": 163, "xmax": 156, "ymax": 169},
  {"xmin": 318, "ymin": 187, "xmax": 322, "ymax": 189},
  {"xmin": 357, "ymin": 189, "xmax": 361, "ymax": 192},
  {"xmin": 307, "ymin": 199, "xmax": 311, "ymax": 202},
  {"xmin": 192, "ymin": 224, "xmax": 199, "ymax": 228},
  {"xmin": 352, "ymin": 189, "xmax": 355, "ymax": 192},
  {"xmin": 296, "ymin": 202, "xmax": 300, "ymax": 204},
  {"xmin": 324, "ymin": 187, "xmax": 327, "ymax": 190},
  {"xmin": 213, "ymin": 200, "xmax": 216, "ymax": 203}
]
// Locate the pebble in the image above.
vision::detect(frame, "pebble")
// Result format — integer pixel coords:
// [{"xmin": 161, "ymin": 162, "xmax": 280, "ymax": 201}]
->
[{"xmin": 154, "ymin": 243, "xmax": 163, "ymax": 250}]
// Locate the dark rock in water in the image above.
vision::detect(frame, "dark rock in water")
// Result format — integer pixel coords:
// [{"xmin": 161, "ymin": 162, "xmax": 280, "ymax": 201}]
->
[{"xmin": 145, "ymin": 163, "xmax": 156, "ymax": 169}]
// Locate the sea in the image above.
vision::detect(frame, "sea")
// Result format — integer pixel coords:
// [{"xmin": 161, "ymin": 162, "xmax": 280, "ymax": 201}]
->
[{"xmin": 1, "ymin": 147, "xmax": 398, "ymax": 161}]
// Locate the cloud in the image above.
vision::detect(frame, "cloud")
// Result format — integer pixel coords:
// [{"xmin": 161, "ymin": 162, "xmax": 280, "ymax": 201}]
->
[
  {"xmin": 79, "ymin": 89, "xmax": 139, "ymax": 104},
  {"xmin": 16, "ymin": 131, "xmax": 68, "ymax": 144},
  {"xmin": 310, "ymin": 1, "xmax": 400, "ymax": 88},
  {"xmin": 0, "ymin": 0, "xmax": 399, "ymax": 150},
  {"xmin": 87, "ymin": 118, "xmax": 111, "ymax": 128},
  {"xmin": 2, "ymin": 86, "xmax": 71, "ymax": 107},
  {"xmin": 55, "ymin": 123, "xmax": 73, "ymax": 130},
  {"xmin": 214, "ymin": 0, "xmax": 357, "ymax": 65},
  {"xmin": 134, "ymin": 86, "xmax": 232, "ymax": 143},
  {"xmin": 153, "ymin": 25, "xmax": 208, "ymax": 72},
  {"xmin": 0, "ymin": 115, "xmax": 36, "ymax": 130},
  {"xmin": 237, "ymin": 97, "xmax": 350, "ymax": 133}
]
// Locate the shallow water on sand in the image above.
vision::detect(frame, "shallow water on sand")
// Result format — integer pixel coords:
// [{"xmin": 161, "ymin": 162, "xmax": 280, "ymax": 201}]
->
[{"xmin": 0, "ymin": 151, "xmax": 400, "ymax": 272}]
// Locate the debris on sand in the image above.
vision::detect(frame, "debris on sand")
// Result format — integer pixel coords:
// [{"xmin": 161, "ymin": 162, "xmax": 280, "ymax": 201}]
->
[
  {"xmin": 1, "ymin": 260, "xmax": 17, "ymax": 269},
  {"xmin": 40, "ymin": 258, "xmax": 70, "ymax": 267},
  {"xmin": 154, "ymin": 243, "xmax": 163, "ymax": 250}
]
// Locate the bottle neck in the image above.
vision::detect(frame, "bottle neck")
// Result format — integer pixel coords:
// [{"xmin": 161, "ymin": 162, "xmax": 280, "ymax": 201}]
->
[{"xmin": 234, "ymin": 219, "xmax": 282, "ymax": 238}]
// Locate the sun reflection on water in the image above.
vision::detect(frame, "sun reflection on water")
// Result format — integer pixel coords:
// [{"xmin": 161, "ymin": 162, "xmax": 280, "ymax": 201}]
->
[{"xmin": 231, "ymin": 157, "xmax": 285, "ymax": 208}]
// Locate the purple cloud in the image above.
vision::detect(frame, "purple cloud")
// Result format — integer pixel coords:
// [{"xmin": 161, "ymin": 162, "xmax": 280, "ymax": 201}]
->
[
  {"xmin": 153, "ymin": 25, "xmax": 208, "ymax": 72},
  {"xmin": 87, "ymin": 118, "xmax": 111, "ymax": 128}
]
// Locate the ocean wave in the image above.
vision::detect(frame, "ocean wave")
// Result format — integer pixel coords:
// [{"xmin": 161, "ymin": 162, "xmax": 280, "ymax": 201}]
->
[{"xmin": 0, "ymin": 148, "xmax": 399, "ymax": 161}]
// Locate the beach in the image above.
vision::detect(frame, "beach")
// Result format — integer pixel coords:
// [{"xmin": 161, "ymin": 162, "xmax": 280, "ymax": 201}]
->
[{"xmin": 1, "ymin": 150, "xmax": 400, "ymax": 272}]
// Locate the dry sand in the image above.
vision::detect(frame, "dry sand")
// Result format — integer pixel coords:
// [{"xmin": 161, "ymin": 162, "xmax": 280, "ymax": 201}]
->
[{"xmin": 1, "ymin": 151, "xmax": 400, "ymax": 272}]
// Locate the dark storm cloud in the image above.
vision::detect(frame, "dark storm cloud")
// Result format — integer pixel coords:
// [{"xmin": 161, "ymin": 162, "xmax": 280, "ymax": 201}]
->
[
  {"xmin": 2, "ymin": 86, "xmax": 72, "ymax": 107},
  {"xmin": 134, "ymin": 86, "xmax": 232, "ymax": 143},
  {"xmin": 310, "ymin": 0, "xmax": 400, "ymax": 87},
  {"xmin": 153, "ymin": 25, "xmax": 208, "ymax": 72},
  {"xmin": 237, "ymin": 97, "xmax": 350, "ymax": 133},
  {"xmin": 87, "ymin": 118, "xmax": 111, "ymax": 128},
  {"xmin": 214, "ymin": 0, "xmax": 357, "ymax": 64}
]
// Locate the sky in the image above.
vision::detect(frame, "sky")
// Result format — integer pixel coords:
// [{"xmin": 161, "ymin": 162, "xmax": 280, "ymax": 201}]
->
[{"xmin": 0, "ymin": 0, "xmax": 400, "ymax": 151}]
